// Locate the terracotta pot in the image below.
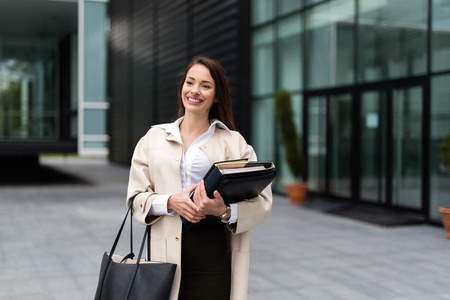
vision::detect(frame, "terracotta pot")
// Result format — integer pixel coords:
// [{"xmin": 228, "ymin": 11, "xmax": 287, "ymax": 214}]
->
[
  {"xmin": 439, "ymin": 206, "xmax": 450, "ymax": 239},
  {"xmin": 285, "ymin": 183, "xmax": 308, "ymax": 204}
]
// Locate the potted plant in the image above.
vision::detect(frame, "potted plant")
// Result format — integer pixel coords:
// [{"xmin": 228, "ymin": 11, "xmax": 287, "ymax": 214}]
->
[
  {"xmin": 274, "ymin": 89, "xmax": 307, "ymax": 204},
  {"xmin": 438, "ymin": 134, "xmax": 450, "ymax": 238},
  {"xmin": 438, "ymin": 134, "xmax": 450, "ymax": 173}
]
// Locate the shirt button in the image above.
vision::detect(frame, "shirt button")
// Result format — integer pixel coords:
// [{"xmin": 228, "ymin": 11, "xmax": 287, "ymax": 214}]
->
[
  {"xmin": 175, "ymin": 157, "xmax": 179, "ymax": 161},
  {"xmin": 175, "ymin": 237, "xmax": 180, "ymax": 241}
]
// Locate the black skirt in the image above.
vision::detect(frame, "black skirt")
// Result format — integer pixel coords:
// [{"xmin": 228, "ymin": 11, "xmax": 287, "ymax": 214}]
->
[{"xmin": 178, "ymin": 217, "xmax": 231, "ymax": 300}]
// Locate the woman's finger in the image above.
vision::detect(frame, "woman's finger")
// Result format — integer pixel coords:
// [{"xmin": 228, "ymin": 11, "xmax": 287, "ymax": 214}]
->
[{"xmin": 213, "ymin": 190, "xmax": 223, "ymax": 201}]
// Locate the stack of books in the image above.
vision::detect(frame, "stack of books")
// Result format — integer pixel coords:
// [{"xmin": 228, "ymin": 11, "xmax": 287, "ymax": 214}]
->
[{"xmin": 192, "ymin": 159, "xmax": 277, "ymax": 203}]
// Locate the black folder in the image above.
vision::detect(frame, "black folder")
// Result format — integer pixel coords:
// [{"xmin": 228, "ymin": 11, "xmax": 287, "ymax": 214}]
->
[{"xmin": 191, "ymin": 159, "xmax": 277, "ymax": 204}]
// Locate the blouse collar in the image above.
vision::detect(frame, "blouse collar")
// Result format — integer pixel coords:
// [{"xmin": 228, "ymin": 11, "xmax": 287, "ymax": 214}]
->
[{"xmin": 153, "ymin": 117, "xmax": 231, "ymax": 140}]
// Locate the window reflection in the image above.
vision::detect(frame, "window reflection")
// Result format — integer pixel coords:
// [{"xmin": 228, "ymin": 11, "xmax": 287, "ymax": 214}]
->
[
  {"xmin": 360, "ymin": 90, "xmax": 387, "ymax": 204},
  {"xmin": 330, "ymin": 94, "xmax": 352, "ymax": 197},
  {"xmin": 252, "ymin": 26, "xmax": 275, "ymax": 96},
  {"xmin": 358, "ymin": 0, "xmax": 427, "ymax": 82},
  {"xmin": 392, "ymin": 86, "xmax": 423, "ymax": 209},
  {"xmin": 305, "ymin": 0, "xmax": 355, "ymax": 89},
  {"xmin": 278, "ymin": 14, "xmax": 302, "ymax": 92},
  {"xmin": 0, "ymin": 39, "xmax": 57, "ymax": 140},
  {"xmin": 432, "ymin": 0, "xmax": 450, "ymax": 72},
  {"xmin": 308, "ymin": 96, "xmax": 327, "ymax": 192},
  {"xmin": 430, "ymin": 75, "xmax": 450, "ymax": 222}
]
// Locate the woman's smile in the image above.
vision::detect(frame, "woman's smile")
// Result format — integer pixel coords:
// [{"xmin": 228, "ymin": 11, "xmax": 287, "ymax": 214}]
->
[{"xmin": 187, "ymin": 96, "xmax": 204, "ymax": 104}]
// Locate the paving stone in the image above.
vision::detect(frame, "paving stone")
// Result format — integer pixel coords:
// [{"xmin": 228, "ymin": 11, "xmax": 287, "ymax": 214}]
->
[{"xmin": 0, "ymin": 156, "xmax": 448, "ymax": 300}]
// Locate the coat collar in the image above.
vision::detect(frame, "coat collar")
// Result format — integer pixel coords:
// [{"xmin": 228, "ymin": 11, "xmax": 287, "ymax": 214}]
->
[{"xmin": 152, "ymin": 117, "xmax": 231, "ymax": 143}]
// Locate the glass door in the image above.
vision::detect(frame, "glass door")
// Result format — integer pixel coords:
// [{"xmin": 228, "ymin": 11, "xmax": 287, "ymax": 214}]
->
[
  {"xmin": 392, "ymin": 86, "xmax": 423, "ymax": 210},
  {"xmin": 360, "ymin": 85, "xmax": 424, "ymax": 211},
  {"xmin": 307, "ymin": 96, "xmax": 327, "ymax": 192},
  {"xmin": 306, "ymin": 93, "xmax": 353, "ymax": 197},
  {"xmin": 329, "ymin": 94, "xmax": 352, "ymax": 198},
  {"xmin": 360, "ymin": 90, "xmax": 388, "ymax": 204}
]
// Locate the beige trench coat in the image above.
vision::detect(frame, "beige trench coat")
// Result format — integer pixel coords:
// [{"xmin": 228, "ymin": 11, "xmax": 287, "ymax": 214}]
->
[{"xmin": 126, "ymin": 126, "xmax": 272, "ymax": 300}]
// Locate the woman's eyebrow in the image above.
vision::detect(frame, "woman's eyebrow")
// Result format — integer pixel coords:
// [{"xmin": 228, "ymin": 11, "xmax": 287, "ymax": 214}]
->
[{"xmin": 187, "ymin": 76, "xmax": 213, "ymax": 85}]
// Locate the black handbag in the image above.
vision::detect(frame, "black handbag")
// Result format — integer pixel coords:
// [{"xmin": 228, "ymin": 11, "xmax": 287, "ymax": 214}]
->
[{"xmin": 94, "ymin": 202, "xmax": 177, "ymax": 300}]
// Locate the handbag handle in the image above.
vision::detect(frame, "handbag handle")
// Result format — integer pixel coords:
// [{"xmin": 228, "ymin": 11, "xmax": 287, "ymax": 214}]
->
[
  {"xmin": 125, "ymin": 225, "xmax": 151, "ymax": 298},
  {"xmin": 109, "ymin": 195, "xmax": 150, "ymax": 261},
  {"xmin": 108, "ymin": 203, "xmax": 133, "ymax": 258}
]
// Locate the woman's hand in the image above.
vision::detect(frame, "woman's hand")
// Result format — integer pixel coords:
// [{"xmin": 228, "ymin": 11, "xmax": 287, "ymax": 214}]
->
[
  {"xmin": 192, "ymin": 180, "xmax": 227, "ymax": 217},
  {"xmin": 167, "ymin": 184, "xmax": 206, "ymax": 223}
]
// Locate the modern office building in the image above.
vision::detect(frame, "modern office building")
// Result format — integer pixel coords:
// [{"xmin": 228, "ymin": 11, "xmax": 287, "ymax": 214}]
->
[
  {"xmin": 107, "ymin": 0, "xmax": 450, "ymax": 224},
  {"xmin": 0, "ymin": 0, "xmax": 108, "ymax": 163},
  {"xmin": 4, "ymin": 0, "xmax": 447, "ymax": 224},
  {"xmin": 250, "ymin": 0, "xmax": 450, "ymax": 224}
]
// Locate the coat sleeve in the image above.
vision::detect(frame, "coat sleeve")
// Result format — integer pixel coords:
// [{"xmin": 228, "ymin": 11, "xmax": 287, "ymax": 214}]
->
[
  {"xmin": 227, "ymin": 134, "xmax": 273, "ymax": 235},
  {"xmin": 126, "ymin": 132, "xmax": 162, "ymax": 225}
]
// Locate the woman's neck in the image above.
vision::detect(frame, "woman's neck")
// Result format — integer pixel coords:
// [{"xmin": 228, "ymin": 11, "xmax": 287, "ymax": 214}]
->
[{"xmin": 179, "ymin": 114, "xmax": 210, "ymax": 152}]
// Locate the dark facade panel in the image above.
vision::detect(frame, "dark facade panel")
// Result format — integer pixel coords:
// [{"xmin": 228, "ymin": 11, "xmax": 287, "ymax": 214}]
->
[
  {"xmin": 130, "ymin": 0, "xmax": 154, "ymax": 146},
  {"xmin": 154, "ymin": 1, "xmax": 188, "ymax": 124},
  {"xmin": 108, "ymin": 0, "xmax": 131, "ymax": 163},
  {"xmin": 108, "ymin": 0, "xmax": 251, "ymax": 164}
]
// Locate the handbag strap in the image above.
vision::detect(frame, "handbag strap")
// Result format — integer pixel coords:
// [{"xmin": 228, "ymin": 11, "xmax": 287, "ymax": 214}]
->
[
  {"xmin": 108, "ymin": 195, "xmax": 152, "ymax": 261},
  {"xmin": 125, "ymin": 225, "xmax": 151, "ymax": 299},
  {"xmin": 108, "ymin": 204, "xmax": 131, "ymax": 257},
  {"xmin": 129, "ymin": 195, "xmax": 151, "ymax": 260},
  {"xmin": 109, "ymin": 196, "xmax": 137, "ymax": 258}
]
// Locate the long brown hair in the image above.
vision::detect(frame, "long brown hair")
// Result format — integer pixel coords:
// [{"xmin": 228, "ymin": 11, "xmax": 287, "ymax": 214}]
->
[{"xmin": 177, "ymin": 56, "xmax": 235, "ymax": 131}]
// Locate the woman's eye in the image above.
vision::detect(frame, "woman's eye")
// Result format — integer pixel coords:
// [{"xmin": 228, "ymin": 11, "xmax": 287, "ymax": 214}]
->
[
  {"xmin": 186, "ymin": 81, "xmax": 193, "ymax": 85},
  {"xmin": 203, "ymin": 85, "xmax": 211, "ymax": 89}
]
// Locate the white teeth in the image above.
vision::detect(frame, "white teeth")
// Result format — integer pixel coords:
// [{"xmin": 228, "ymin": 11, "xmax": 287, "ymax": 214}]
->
[{"xmin": 188, "ymin": 97, "xmax": 202, "ymax": 103}]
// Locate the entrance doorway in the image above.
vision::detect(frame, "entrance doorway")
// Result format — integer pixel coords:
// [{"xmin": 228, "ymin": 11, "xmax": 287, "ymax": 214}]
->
[
  {"xmin": 306, "ymin": 93, "xmax": 353, "ymax": 198},
  {"xmin": 305, "ymin": 81, "xmax": 426, "ymax": 215},
  {"xmin": 360, "ymin": 85, "xmax": 424, "ymax": 212}
]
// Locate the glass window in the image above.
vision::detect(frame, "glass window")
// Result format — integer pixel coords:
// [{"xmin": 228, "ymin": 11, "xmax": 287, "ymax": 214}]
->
[
  {"xmin": 330, "ymin": 94, "xmax": 352, "ymax": 198},
  {"xmin": 277, "ymin": 93, "xmax": 303, "ymax": 187},
  {"xmin": 278, "ymin": 14, "xmax": 302, "ymax": 92},
  {"xmin": 305, "ymin": 0, "xmax": 355, "ymax": 89},
  {"xmin": 251, "ymin": 0, "xmax": 276, "ymax": 25},
  {"xmin": 430, "ymin": 75, "xmax": 450, "ymax": 222},
  {"xmin": 432, "ymin": 0, "xmax": 450, "ymax": 72},
  {"xmin": 251, "ymin": 98, "xmax": 276, "ymax": 189},
  {"xmin": 307, "ymin": 96, "xmax": 327, "ymax": 192},
  {"xmin": 84, "ymin": 108, "xmax": 106, "ymax": 135},
  {"xmin": 252, "ymin": 25, "xmax": 275, "ymax": 96},
  {"xmin": 358, "ymin": 0, "xmax": 427, "ymax": 82},
  {"xmin": 0, "ymin": 38, "xmax": 57, "ymax": 140},
  {"xmin": 84, "ymin": 141, "xmax": 107, "ymax": 149},
  {"xmin": 305, "ymin": 0, "xmax": 323, "ymax": 6},
  {"xmin": 80, "ymin": 1, "xmax": 108, "ymax": 155},
  {"xmin": 278, "ymin": 0, "xmax": 302, "ymax": 16},
  {"xmin": 84, "ymin": 1, "xmax": 107, "ymax": 103}
]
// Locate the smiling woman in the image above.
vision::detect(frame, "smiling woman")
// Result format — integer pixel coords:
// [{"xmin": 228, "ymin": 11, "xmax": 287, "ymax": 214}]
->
[{"xmin": 125, "ymin": 56, "xmax": 273, "ymax": 299}]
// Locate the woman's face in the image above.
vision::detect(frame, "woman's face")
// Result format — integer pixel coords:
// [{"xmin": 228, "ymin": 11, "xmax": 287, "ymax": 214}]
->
[{"xmin": 181, "ymin": 64, "xmax": 216, "ymax": 117}]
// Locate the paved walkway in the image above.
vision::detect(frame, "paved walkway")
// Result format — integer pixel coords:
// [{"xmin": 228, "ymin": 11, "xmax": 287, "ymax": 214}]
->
[{"xmin": 0, "ymin": 157, "xmax": 449, "ymax": 300}]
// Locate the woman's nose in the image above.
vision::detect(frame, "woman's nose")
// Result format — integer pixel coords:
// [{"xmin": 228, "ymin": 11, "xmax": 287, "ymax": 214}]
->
[{"xmin": 191, "ymin": 84, "xmax": 200, "ymax": 94}]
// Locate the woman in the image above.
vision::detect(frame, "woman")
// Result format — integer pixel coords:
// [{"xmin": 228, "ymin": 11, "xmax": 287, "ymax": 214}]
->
[{"xmin": 126, "ymin": 56, "xmax": 272, "ymax": 300}]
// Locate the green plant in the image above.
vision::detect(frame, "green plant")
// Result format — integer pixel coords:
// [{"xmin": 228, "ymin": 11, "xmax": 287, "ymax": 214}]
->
[
  {"xmin": 275, "ymin": 89, "xmax": 305, "ymax": 181},
  {"xmin": 438, "ymin": 134, "xmax": 450, "ymax": 171}
]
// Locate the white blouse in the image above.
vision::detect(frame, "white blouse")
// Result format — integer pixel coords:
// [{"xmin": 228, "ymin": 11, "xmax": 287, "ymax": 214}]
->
[{"xmin": 149, "ymin": 117, "xmax": 237, "ymax": 223}]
